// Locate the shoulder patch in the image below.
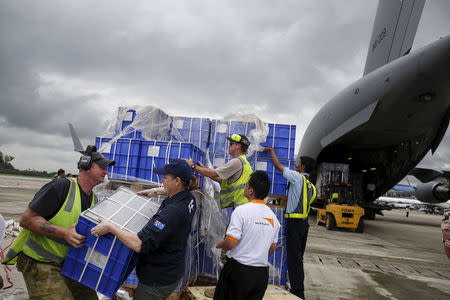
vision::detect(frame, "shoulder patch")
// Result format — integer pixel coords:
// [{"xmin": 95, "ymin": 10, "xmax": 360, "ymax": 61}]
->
[{"xmin": 152, "ymin": 220, "xmax": 166, "ymax": 231}]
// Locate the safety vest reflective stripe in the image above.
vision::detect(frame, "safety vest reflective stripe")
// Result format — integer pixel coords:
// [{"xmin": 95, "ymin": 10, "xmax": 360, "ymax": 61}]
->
[
  {"xmin": 4, "ymin": 249, "xmax": 17, "ymax": 261},
  {"xmin": 64, "ymin": 179, "xmax": 77, "ymax": 212},
  {"xmin": 284, "ymin": 213, "xmax": 308, "ymax": 218},
  {"xmin": 25, "ymin": 238, "xmax": 64, "ymax": 265},
  {"xmin": 220, "ymin": 196, "xmax": 234, "ymax": 205},
  {"xmin": 220, "ymin": 184, "xmax": 246, "ymax": 195},
  {"xmin": 46, "ymin": 236, "xmax": 70, "ymax": 247},
  {"xmin": 285, "ymin": 174, "xmax": 316, "ymax": 219}
]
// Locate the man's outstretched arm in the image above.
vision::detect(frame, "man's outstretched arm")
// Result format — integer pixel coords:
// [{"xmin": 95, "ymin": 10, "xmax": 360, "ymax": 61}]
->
[{"xmin": 263, "ymin": 147, "xmax": 285, "ymax": 172}]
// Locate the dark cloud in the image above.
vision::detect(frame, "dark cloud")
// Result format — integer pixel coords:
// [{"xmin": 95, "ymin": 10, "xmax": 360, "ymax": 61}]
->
[{"xmin": 0, "ymin": 0, "xmax": 449, "ymax": 175}]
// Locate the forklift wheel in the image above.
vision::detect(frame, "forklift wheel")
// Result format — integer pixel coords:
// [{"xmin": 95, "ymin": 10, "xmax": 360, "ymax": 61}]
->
[
  {"xmin": 325, "ymin": 213, "xmax": 336, "ymax": 230},
  {"xmin": 356, "ymin": 218, "xmax": 364, "ymax": 233},
  {"xmin": 366, "ymin": 211, "xmax": 376, "ymax": 220}
]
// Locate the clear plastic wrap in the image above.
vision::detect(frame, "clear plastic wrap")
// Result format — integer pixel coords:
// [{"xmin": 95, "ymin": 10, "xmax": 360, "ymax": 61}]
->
[
  {"xmin": 209, "ymin": 113, "xmax": 269, "ymax": 158},
  {"xmin": 222, "ymin": 113, "xmax": 269, "ymax": 156},
  {"xmin": 98, "ymin": 106, "xmax": 171, "ymax": 152}
]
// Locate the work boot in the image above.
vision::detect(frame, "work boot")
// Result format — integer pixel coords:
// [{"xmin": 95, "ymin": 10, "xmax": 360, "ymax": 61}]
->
[{"xmin": 204, "ymin": 287, "xmax": 215, "ymax": 298}]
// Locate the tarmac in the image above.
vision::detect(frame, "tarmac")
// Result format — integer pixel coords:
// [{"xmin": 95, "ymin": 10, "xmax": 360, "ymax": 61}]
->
[{"xmin": 1, "ymin": 175, "xmax": 450, "ymax": 299}]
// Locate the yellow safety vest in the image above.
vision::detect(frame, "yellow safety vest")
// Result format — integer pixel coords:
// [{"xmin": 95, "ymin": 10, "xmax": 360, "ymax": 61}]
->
[
  {"xmin": 219, "ymin": 155, "xmax": 253, "ymax": 208},
  {"xmin": 284, "ymin": 174, "xmax": 316, "ymax": 219},
  {"xmin": 1, "ymin": 178, "xmax": 96, "ymax": 265}
]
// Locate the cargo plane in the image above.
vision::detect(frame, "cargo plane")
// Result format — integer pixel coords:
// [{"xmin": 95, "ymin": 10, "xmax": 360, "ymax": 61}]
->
[{"xmin": 299, "ymin": 0, "xmax": 450, "ymax": 218}]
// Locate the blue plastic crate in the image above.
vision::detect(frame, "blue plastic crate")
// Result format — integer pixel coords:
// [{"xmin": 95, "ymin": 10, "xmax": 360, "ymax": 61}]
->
[
  {"xmin": 95, "ymin": 137, "xmax": 141, "ymax": 181},
  {"xmin": 257, "ymin": 124, "xmax": 296, "ymax": 160},
  {"xmin": 112, "ymin": 109, "xmax": 142, "ymax": 139},
  {"xmin": 197, "ymin": 242, "xmax": 217, "ymax": 276},
  {"xmin": 262, "ymin": 124, "xmax": 296, "ymax": 160},
  {"xmin": 137, "ymin": 141, "xmax": 206, "ymax": 186},
  {"xmin": 253, "ymin": 158, "xmax": 295, "ymax": 195},
  {"xmin": 120, "ymin": 120, "xmax": 143, "ymax": 140},
  {"xmin": 123, "ymin": 269, "xmax": 139, "ymax": 287},
  {"xmin": 170, "ymin": 116, "xmax": 211, "ymax": 152},
  {"xmin": 181, "ymin": 224, "xmax": 201, "ymax": 287},
  {"xmin": 115, "ymin": 108, "xmax": 173, "ymax": 141},
  {"xmin": 267, "ymin": 208, "xmax": 288, "ymax": 285},
  {"xmin": 61, "ymin": 216, "xmax": 138, "ymax": 298},
  {"xmin": 209, "ymin": 120, "xmax": 257, "ymax": 155}
]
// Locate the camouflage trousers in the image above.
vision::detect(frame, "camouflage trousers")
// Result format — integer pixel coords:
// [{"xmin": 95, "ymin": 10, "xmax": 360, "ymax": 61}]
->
[{"xmin": 17, "ymin": 253, "xmax": 98, "ymax": 300}]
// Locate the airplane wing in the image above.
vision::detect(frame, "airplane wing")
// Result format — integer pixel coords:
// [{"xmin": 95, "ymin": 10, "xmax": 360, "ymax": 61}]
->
[
  {"xmin": 410, "ymin": 167, "xmax": 443, "ymax": 183},
  {"xmin": 363, "ymin": 0, "xmax": 426, "ymax": 75},
  {"xmin": 68, "ymin": 123, "xmax": 85, "ymax": 153}
]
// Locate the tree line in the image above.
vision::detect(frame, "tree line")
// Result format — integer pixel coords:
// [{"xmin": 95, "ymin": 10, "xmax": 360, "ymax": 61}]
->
[{"xmin": 0, "ymin": 151, "xmax": 55, "ymax": 178}]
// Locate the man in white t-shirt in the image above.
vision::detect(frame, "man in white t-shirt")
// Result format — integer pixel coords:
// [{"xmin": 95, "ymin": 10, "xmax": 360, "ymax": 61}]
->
[{"xmin": 214, "ymin": 171, "xmax": 281, "ymax": 300}]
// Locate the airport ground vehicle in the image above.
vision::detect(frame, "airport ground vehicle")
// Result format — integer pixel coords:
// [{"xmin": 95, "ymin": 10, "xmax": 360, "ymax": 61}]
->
[{"xmin": 317, "ymin": 203, "xmax": 365, "ymax": 233}]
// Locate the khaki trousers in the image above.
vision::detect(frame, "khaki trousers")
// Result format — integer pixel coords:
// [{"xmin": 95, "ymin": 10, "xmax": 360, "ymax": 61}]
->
[{"xmin": 17, "ymin": 253, "xmax": 98, "ymax": 300}]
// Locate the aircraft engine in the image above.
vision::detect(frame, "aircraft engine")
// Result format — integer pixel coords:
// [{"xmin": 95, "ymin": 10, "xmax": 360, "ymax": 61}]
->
[{"xmin": 415, "ymin": 181, "xmax": 450, "ymax": 203}]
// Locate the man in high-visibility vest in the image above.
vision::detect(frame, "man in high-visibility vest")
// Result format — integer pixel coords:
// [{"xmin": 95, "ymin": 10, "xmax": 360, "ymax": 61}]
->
[
  {"xmin": 1, "ymin": 145, "xmax": 115, "ymax": 300},
  {"xmin": 329, "ymin": 192, "xmax": 339, "ymax": 203},
  {"xmin": 264, "ymin": 147, "xmax": 316, "ymax": 299},
  {"xmin": 185, "ymin": 133, "xmax": 253, "ymax": 209}
]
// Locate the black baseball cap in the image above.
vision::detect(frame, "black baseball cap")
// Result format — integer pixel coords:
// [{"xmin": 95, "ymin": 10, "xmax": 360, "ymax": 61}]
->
[
  {"xmin": 90, "ymin": 151, "xmax": 115, "ymax": 167},
  {"xmin": 226, "ymin": 133, "xmax": 251, "ymax": 148},
  {"xmin": 154, "ymin": 159, "xmax": 193, "ymax": 182}
]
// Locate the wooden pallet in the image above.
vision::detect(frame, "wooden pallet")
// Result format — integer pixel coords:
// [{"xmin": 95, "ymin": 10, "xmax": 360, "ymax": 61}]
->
[{"xmin": 184, "ymin": 285, "xmax": 300, "ymax": 300}]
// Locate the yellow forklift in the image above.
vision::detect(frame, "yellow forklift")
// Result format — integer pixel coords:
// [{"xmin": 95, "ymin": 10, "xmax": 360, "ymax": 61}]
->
[{"xmin": 316, "ymin": 193, "xmax": 365, "ymax": 233}]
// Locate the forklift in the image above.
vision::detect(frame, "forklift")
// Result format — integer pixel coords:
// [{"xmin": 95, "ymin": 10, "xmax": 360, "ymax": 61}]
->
[{"xmin": 316, "ymin": 192, "xmax": 365, "ymax": 233}]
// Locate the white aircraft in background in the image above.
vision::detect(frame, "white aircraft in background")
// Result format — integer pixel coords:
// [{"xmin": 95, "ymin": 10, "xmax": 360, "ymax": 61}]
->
[
  {"xmin": 375, "ymin": 196, "xmax": 423, "ymax": 209},
  {"xmin": 375, "ymin": 196, "xmax": 450, "ymax": 211}
]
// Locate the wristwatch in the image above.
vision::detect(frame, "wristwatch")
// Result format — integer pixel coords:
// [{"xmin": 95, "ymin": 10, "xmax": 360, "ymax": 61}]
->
[{"xmin": 191, "ymin": 163, "xmax": 196, "ymax": 170}]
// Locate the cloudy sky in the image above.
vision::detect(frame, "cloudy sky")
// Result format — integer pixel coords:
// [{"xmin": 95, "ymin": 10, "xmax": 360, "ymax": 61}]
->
[{"xmin": 1, "ymin": 0, "xmax": 449, "ymax": 176}]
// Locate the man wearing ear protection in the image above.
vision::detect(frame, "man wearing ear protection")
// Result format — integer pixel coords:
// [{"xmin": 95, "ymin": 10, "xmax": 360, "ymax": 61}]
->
[
  {"xmin": 185, "ymin": 133, "xmax": 253, "ymax": 208},
  {"xmin": 2, "ymin": 146, "xmax": 114, "ymax": 300}
]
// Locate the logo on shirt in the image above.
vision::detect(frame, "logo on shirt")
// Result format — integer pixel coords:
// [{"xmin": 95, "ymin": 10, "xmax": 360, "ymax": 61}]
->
[
  {"xmin": 263, "ymin": 217, "xmax": 275, "ymax": 227},
  {"xmin": 153, "ymin": 220, "xmax": 166, "ymax": 231},
  {"xmin": 188, "ymin": 199, "xmax": 194, "ymax": 214}
]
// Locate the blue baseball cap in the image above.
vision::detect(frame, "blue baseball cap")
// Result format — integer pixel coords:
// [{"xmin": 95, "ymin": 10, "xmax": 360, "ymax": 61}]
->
[{"xmin": 154, "ymin": 159, "xmax": 193, "ymax": 182}]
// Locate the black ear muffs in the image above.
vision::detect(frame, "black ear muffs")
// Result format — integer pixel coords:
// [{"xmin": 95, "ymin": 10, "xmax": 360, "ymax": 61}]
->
[
  {"xmin": 77, "ymin": 145, "xmax": 97, "ymax": 170},
  {"xmin": 78, "ymin": 155, "xmax": 92, "ymax": 170}
]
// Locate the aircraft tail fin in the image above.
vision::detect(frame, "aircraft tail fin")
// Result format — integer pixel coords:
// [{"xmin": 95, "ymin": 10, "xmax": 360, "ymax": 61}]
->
[
  {"xmin": 68, "ymin": 123, "xmax": 85, "ymax": 153},
  {"xmin": 363, "ymin": 0, "xmax": 426, "ymax": 76}
]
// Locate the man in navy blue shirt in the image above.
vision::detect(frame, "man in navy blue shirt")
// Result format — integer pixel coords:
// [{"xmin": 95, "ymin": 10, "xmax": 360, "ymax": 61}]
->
[{"xmin": 92, "ymin": 159, "xmax": 197, "ymax": 300}]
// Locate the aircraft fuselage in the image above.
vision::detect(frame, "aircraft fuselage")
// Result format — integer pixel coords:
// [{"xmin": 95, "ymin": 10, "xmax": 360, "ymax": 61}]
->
[{"xmin": 300, "ymin": 35, "xmax": 450, "ymax": 203}]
